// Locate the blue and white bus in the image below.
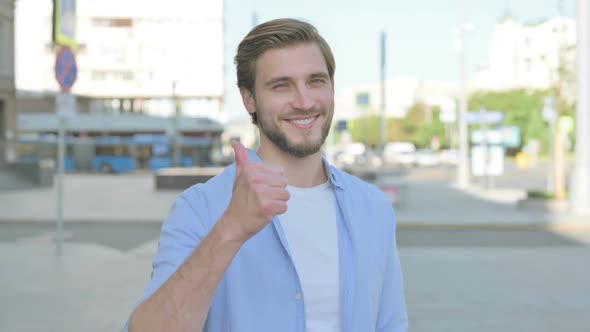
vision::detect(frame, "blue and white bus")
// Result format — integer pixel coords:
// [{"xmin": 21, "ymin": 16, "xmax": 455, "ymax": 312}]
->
[{"xmin": 16, "ymin": 113, "xmax": 224, "ymax": 173}]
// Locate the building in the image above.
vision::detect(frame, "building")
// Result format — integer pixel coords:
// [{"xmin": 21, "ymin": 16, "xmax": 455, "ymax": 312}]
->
[
  {"xmin": 0, "ymin": 0, "xmax": 15, "ymax": 164},
  {"xmin": 334, "ymin": 77, "xmax": 458, "ymax": 122},
  {"xmin": 15, "ymin": 0, "xmax": 224, "ymax": 119},
  {"xmin": 473, "ymin": 16, "xmax": 576, "ymax": 92}
]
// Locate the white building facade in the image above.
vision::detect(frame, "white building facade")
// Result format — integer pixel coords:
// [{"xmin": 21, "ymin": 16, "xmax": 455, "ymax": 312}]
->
[
  {"xmin": 15, "ymin": 0, "xmax": 224, "ymax": 119},
  {"xmin": 473, "ymin": 16, "xmax": 576, "ymax": 91}
]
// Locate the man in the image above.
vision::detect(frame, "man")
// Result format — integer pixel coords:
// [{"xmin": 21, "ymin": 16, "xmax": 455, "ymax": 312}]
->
[{"xmin": 128, "ymin": 18, "xmax": 407, "ymax": 332}]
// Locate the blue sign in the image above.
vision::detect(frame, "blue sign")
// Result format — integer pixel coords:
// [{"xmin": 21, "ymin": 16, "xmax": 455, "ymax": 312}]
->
[
  {"xmin": 55, "ymin": 47, "xmax": 77, "ymax": 92},
  {"xmin": 336, "ymin": 120, "xmax": 348, "ymax": 132},
  {"xmin": 356, "ymin": 93, "xmax": 370, "ymax": 107},
  {"xmin": 466, "ymin": 110, "xmax": 504, "ymax": 124}
]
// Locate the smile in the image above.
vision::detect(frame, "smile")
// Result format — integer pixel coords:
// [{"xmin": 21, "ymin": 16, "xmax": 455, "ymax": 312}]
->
[{"xmin": 286, "ymin": 115, "xmax": 319, "ymax": 129}]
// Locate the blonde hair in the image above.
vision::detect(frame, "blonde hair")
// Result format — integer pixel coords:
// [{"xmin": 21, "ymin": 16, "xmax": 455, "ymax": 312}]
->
[{"xmin": 234, "ymin": 18, "xmax": 335, "ymax": 124}]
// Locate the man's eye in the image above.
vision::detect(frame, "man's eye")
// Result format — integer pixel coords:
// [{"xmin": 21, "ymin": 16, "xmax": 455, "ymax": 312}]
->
[{"xmin": 273, "ymin": 83, "xmax": 288, "ymax": 89}]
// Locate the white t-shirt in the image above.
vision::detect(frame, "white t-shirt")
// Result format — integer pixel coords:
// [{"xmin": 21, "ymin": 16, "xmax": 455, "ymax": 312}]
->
[{"xmin": 279, "ymin": 181, "xmax": 341, "ymax": 332}]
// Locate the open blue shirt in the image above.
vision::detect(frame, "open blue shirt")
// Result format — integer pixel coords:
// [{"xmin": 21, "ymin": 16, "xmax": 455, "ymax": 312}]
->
[{"xmin": 128, "ymin": 150, "xmax": 408, "ymax": 332}]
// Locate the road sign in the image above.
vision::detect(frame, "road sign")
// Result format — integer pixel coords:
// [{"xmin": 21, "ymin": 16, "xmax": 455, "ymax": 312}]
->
[
  {"xmin": 471, "ymin": 126, "xmax": 521, "ymax": 147},
  {"xmin": 471, "ymin": 145, "xmax": 504, "ymax": 176},
  {"xmin": 56, "ymin": 92, "xmax": 76, "ymax": 118},
  {"xmin": 466, "ymin": 111, "xmax": 504, "ymax": 124},
  {"xmin": 356, "ymin": 92, "xmax": 370, "ymax": 107},
  {"xmin": 440, "ymin": 111, "xmax": 457, "ymax": 123},
  {"xmin": 55, "ymin": 47, "xmax": 77, "ymax": 92}
]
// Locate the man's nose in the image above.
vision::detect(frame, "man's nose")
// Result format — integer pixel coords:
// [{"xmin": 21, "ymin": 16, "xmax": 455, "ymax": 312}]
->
[{"xmin": 291, "ymin": 85, "xmax": 315, "ymax": 111}]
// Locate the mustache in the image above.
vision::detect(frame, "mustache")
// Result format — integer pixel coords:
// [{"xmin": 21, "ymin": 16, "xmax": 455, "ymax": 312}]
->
[{"xmin": 281, "ymin": 108, "xmax": 326, "ymax": 119}]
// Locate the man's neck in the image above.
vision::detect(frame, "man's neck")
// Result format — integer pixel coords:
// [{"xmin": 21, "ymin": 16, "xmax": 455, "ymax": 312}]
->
[{"xmin": 257, "ymin": 144, "xmax": 327, "ymax": 188}]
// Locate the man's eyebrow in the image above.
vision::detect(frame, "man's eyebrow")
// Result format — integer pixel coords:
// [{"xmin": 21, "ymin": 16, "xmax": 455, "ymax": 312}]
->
[
  {"xmin": 264, "ymin": 76, "xmax": 291, "ymax": 87},
  {"xmin": 263, "ymin": 72, "xmax": 330, "ymax": 87},
  {"xmin": 309, "ymin": 72, "xmax": 330, "ymax": 79}
]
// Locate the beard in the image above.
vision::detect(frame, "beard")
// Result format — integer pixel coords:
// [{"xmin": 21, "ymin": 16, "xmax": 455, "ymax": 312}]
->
[{"xmin": 256, "ymin": 107, "xmax": 333, "ymax": 158}]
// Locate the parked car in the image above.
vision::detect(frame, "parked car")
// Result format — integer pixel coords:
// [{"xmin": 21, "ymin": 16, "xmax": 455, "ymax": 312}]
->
[
  {"xmin": 384, "ymin": 142, "xmax": 417, "ymax": 167},
  {"xmin": 415, "ymin": 149, "xmax": 441, "ymax": 167}
]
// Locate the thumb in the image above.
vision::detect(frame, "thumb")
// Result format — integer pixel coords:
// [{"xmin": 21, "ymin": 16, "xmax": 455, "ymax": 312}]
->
[{"xmin": 231, "ymin": 141, "xmax": 249, "ymax": 169}]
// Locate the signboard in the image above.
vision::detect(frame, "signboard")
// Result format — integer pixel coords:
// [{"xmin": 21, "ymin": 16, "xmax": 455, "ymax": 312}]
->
[
  {"xmin": 356, "ymin": 92, "xmax": 370, "ymax": 107},
  {"xmin": 439, "ymin": 99, "xmax": 457, "ymax": 123},
  {"xmin": 471, "ymin": 126, "xmax": 521, "ymax": 148},
  {"xmin": 471, "ymin": 146, "xmax": 504, "ymax": 176},
  {"xmin": 55, "ymin": 47, "xmax": 77, "ymax": 92},
  {"xmin": 55, "ymin": 92, "xmax": 76, "ymax": 118},
  {"xmin": 466, "ymin": 110, "xmax": 504, "ymax": 124},
  {"xmin": 542, "ymin": 96, "xmax": 557, "ymax": 123},
  {"xmin": 52, "ymin": 0, "xmax": 77, "ymax": 47},
  {"xmin": 336, "ymin": 120, "xmax": 348, "ymax": 132}
]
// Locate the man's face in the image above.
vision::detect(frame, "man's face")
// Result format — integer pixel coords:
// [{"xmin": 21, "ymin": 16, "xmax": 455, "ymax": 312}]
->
[{"xmin": 242, "ymin": 42, "xmax": 335, "ymax": 158}]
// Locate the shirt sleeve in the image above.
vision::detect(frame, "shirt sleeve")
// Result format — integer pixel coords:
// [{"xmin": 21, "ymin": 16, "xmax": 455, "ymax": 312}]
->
[
  {"xmin": 124, "ymin": 188, "xmax": 211, "ymax": 331},
  {"xmin": 376, "ymin": 207, "xmax": 409, "ymax": 332}
]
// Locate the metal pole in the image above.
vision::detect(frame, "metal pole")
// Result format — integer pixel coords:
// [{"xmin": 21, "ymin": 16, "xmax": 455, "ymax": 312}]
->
[
  {"xmin": 380, "ymin": 31, "xmax": 387, "ymax": 154},
  {"xmin": 480, "ymin": 107, "xmax": 489, "ymax": 188},
  {"xmin": 56, "ymin": 115, "xmax": 65, "ymax": 255},
  {"xmin": 571, "ymin": 0, "xmax": 590, "ymax": 216},
  {"xmin": 456, "ymin": 0, "xmax": 470, "ymax": 187},
  {"xmin": 172, "ymin": 81, "xmax": 181, "ymax": 167}
]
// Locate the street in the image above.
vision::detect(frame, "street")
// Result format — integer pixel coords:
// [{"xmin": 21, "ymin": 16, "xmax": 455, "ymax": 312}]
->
[
  {"xmin": 0, "ymin": 166, "xmax": 588, "ymax": 332},
  {"xmin": 1, "ymin": 222, "xmax": 589, "ymax": 332}
]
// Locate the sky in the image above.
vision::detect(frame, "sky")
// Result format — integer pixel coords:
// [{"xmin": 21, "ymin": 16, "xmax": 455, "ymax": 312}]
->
[{"xmin": 221, "ymin": 0, "xmax": 577, "ymax": 120}]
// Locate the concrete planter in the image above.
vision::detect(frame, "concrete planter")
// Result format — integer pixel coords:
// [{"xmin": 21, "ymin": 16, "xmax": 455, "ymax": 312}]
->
[{"xmin": 517, "ymin": 197, "xmax": 569, "ymax": 214}]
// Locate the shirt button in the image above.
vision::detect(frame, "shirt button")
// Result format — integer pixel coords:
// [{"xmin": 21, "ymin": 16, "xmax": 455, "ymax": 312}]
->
[{"xmin": 295, "ymin": 293, "xmax": 302, "ymax": 300}]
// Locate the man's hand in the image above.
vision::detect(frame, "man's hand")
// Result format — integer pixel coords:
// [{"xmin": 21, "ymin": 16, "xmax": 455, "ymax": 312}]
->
[{"xmin": 222, "ymin": 141, "xmax": 290, "ymax": 242}]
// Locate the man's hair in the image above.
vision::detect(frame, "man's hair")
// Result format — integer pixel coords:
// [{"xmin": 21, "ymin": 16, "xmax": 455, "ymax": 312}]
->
[{"xmin": 234, "ymin": 18, "xmax": 336, "ymax": 124}]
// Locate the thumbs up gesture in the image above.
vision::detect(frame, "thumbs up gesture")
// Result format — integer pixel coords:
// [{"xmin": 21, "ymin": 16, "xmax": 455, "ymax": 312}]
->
[{"xmin": 222, "ymin": 142, "xmax": 290, "ymax": 242}]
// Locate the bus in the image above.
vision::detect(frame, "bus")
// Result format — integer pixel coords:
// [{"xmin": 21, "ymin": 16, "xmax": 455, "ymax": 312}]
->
[{"xmin": 16, "ymin": 113, "xmax": 225, "ymax": 173}]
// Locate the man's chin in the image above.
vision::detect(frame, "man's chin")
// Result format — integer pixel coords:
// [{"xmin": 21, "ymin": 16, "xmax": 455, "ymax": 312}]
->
[{"xmin": 282, "ymin": 141, "xmax": 324, "ymax": 158}]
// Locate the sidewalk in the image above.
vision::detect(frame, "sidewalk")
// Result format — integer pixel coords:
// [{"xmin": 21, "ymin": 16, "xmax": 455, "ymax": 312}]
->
[
  {"xmin": 2, "ymin": 239, "xmax": 589, "ymax": 332},
  {"xmin": 2, "ymin": 173, "xmax": 590, "ymax": 332},
  {"xmin": 0, "ymin": 172, "xmax": 587, "ymax": 228}
]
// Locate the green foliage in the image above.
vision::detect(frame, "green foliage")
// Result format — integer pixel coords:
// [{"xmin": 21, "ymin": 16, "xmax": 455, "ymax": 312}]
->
[
  {"xmin": 348, "ymin": 114, "xmax": 382, "ymax": 148},
  {"xmin": 349, "ymin": 103, "xmax": 449, "ymax": 149},
  {"xmin": 527, "ymin": 190, "xmax": 569, "ymax": 200}
]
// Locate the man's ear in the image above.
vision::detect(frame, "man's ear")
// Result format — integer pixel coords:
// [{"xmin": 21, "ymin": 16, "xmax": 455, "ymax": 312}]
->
[{"xmin": 240, "ymin": 87, "xmax": 256, "ymax": 115}]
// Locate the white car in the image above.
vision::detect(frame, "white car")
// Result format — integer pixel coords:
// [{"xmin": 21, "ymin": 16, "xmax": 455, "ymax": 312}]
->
[
  {"xmin": 384, "ymin": 142, "xmax": 417, "ymax": 167},
  {"xmin": 415, "ymin": 149, "xmax": 441, "ymax": 167}
]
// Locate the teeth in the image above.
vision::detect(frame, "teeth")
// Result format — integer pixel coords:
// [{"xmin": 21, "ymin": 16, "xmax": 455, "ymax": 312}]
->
[{"xmin": 291, "ymin": 118, "xmax": 314, "ymax": 125}]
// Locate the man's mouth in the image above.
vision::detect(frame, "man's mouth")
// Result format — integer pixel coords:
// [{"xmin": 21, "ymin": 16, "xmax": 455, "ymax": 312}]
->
[{"xmin": 285, "ymin": 115, "xmax": 320, "ymax": 129}]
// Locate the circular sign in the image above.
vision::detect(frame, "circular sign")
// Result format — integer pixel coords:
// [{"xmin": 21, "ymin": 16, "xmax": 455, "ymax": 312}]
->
[{"xmin": 55, "ymin": 47, "xmax": 77, "ymax": 92}]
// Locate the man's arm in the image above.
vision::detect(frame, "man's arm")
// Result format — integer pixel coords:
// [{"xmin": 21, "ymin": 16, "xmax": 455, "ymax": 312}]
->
[
  {"xmin": 129, "ymin": 215, "xmax": 243, "ymax": 332},
  {"xmin": 128, "ymin": 142, "xmax": 289, "ymax": 332}
]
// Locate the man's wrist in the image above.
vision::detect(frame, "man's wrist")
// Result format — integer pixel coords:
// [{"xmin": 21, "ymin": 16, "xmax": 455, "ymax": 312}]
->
[{"xmin": 215, "ymin": 214, "xmax": 249, "ymax": 247}]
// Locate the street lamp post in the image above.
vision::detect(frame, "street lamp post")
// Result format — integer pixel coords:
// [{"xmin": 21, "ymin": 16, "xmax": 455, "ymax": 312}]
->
[
  {"xmin": 456, "ymin": 0, "xmax": 470, "ymax": 188},
  {"xmin": 380, "ymin": 31, "xmax": 387, "ymax": 154},
  {"xmin": 571, "ymin": 0, "xmax": 590, "ymax": 216}
]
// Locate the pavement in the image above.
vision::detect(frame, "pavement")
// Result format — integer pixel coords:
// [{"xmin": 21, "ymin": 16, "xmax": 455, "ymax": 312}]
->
[
  {"xmin": 1, "ymin": 169, "xmax": 590, "ymax": 332},
  {"xmin": 0, "ymin": 170, "xmax": 587, "ymax": 227}
]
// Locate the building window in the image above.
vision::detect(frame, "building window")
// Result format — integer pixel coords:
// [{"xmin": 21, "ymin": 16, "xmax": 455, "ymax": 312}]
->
[{"xmin": 525, "ymin": 58, "xmax": 532, "ymax": 72}]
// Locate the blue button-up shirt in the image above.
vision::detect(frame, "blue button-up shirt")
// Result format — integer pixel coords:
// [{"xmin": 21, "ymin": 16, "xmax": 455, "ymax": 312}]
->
[{"xmin": 128, "ymin": 150, "xmax": 408, "ymax": 331}]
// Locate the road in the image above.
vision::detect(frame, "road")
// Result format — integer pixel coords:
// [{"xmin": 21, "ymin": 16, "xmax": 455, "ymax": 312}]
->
[{"xmin": 1, "ymin": 222, "xmax": 589, "ymax": 251}]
